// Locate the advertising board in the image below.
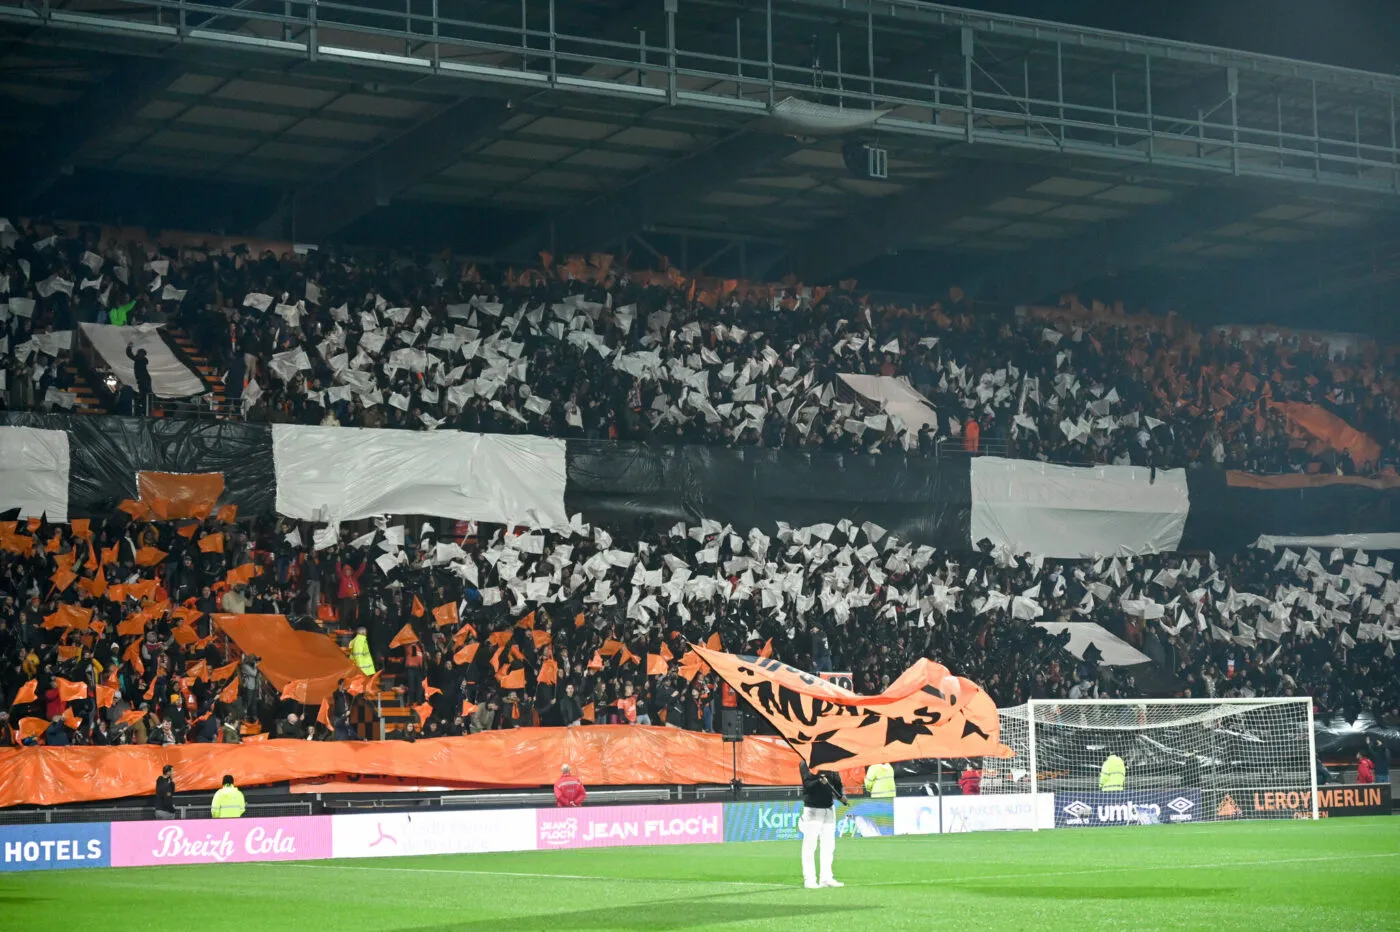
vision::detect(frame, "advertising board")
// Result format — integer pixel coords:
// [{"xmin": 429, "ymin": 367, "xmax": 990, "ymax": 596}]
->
[
  {"xmin": 535, "ymin": 803, "xmax": 723, "ymax": 851},
  {"xmin": 110, "ymin": 816, "xmax": 333, "ymax": 867},
  {"xmin": 1239, "ymin": 784, "xmax": 1391, "ymax": 819},
  {"xmin": 0, "ymin": 822, "xmax": 110, "ymax": 872},
  {"xmin": 1055, "ymin": 790, "xmax": 1202, "ymax": 828},
  {"xmin": 894, "ymin": 794, "xmax": 1054, "ymax": 835},
  {"xmin": 332, "ymin": 809, "xmax": 536, "ymax": 859},
  {"xmin": 723, "ymin": 800, "xmax": 894, "ymax": 843}
]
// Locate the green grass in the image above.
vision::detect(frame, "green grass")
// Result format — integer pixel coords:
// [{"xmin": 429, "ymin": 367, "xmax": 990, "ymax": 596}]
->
[{"xmin": 3, "ymin": 818, "xmax": 1398, "ymax": 931}]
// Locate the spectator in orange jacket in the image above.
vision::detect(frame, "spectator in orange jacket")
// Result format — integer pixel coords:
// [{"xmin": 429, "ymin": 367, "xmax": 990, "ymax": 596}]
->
[{"xmin": 554, "ymin": 764, "xmax": 586, "ymax": 807}]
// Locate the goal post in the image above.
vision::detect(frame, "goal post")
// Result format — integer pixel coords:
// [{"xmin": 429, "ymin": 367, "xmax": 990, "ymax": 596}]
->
[{"xmin": 983, "ymin": 697, "xmax": 1318, "ymax": 828}]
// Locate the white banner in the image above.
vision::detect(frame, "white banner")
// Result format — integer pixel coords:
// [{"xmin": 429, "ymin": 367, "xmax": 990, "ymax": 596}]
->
[
  {"xmin": 837, "ymin": 374, "xmax": 938, "ymax": 432},
  {"xmin": 272, "ymin": 425, "xmax": 567, "ymax": 527},
  {"xmin": 1033, "ymin": 622, "xmax": 1151, "ymax": 667},
  {"xmin": 331, "ymin": 810, "xmax": 535, "ymax": 859},
  {"xmin": 0, "ymin": 427, "xmax": 70, "ymax": 522},
  {"xmin": 894, "ymin": 793, "xmax": 1054, "ymax": 835},
  {"xmin": 970, "ymin": 457, "xmax": 1188, "ymax": 557},
  {"xmin": 79, "ymin": 323, "xmax": 207, "ymax": 399}
]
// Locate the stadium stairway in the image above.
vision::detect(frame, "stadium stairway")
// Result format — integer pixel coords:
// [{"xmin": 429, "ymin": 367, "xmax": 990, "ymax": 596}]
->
[
  {"xmin": 59, "ymin": 361, "xmax": 106, "ymax": 415},
  {"xmin": 326, "ymin": 625, "xmax": 415, "ymax": 738},
  {"xmin": 161, "ymin": 326, "xmax": 235, "ymax": 418}
]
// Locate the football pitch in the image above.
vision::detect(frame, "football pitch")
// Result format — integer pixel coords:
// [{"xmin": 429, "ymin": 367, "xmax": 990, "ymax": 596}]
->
[{"xmin": 3, "ymin": 817, "xmax": 1396, "ymax": 931}]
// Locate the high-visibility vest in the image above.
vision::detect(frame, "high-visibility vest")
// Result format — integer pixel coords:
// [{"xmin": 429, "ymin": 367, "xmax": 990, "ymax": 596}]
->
[
  {"xmin": 210, "ymin": 785, "xmax": 246, "ymax": 818},
  {"xmin": 864, "ymin": 762, "xmax": 896, "ymax": 798},
  {"xmin": 1100, "ymin": 755, "xmax": 1126, "ymax": 791},
  {"xmin": 348, "ymin": 635, "xmax": 376, "ymax": 676}
]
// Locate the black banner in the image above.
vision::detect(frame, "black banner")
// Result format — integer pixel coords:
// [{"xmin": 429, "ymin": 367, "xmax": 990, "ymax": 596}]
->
[
  {"xmin": 565, "ymin": 441, "xmax": 972, "ymax": 549},
  {"xmin": 1, "ymin": 413, "xmax": 276, "ymax": 517}
]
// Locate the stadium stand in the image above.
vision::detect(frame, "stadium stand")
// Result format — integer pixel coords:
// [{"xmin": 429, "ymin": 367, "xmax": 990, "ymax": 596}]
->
[{"xmin": 3, "ymin": 220, "xmax": 1398, "ymax": 476}]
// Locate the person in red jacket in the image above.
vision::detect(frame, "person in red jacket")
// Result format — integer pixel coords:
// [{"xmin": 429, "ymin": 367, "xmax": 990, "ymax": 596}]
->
[
  {"xmin": 958, "ymin": 763, "xmax": 981, "ymax": 796},
  {"xmin": 1357, "ymin": 753, "xmax": 1376, "ymax": 785},
  {"xmin": 336, "ymin": 559, "xmax": 366, "ymax": 626},
  {"xmin": 554, "ymin": 764, "xmax": 586, "ymax": 807}
]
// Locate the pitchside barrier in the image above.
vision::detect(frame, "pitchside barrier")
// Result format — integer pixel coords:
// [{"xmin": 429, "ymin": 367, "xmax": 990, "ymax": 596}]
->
[{"xmin": 1, "ymin": 786, "xmax": 1390, "ymax": 872}]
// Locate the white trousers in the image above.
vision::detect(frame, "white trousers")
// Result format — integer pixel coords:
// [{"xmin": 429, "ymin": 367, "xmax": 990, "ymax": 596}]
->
[{"xmin": 799, "ymin": 806, "xmax": 836, "ymax": 884}]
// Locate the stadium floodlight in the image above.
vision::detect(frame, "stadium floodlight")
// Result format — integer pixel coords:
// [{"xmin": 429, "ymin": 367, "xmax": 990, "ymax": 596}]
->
[{"xmin": 984, "ymin": 698, "xmax": 1318, "ymax": 828}]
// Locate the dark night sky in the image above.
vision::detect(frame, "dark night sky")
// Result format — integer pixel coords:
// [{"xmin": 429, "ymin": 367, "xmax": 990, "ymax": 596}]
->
[{"xmin": 948, "ymin": 0, "xmax": 1400, "ymax": 74}]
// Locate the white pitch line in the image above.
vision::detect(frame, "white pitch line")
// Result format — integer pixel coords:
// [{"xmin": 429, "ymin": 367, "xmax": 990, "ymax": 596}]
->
[
  {"xmin": 285, "ymin": 862, "xmax": 793, "ymax": 889},
  {"xmin": 286, "ymin": 850, "xmax": 1398, "ymax": 892},
  {"xmin": 859, "ymin": 851, "xmax": 1400, "ymax": 888}
]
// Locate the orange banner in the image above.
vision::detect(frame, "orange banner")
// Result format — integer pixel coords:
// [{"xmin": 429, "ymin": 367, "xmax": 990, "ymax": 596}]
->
[
  {"xmin": 212, "ymin": 614, "xmax": 358, "ymax": 705},
  {"xmin": 0, "ymin": 727, "xmax": 808, "ymax": 807},
  {"xmin": 691, "ymin": 645, "xmax": 1012, "ymax": 771},
  {"xmin": 1271, "ymin": 401, "xmax": 1381, "ymax": 469},
  {"xmin": 136, "ymin": 471, "xmax": 225, "ymax": 520}
]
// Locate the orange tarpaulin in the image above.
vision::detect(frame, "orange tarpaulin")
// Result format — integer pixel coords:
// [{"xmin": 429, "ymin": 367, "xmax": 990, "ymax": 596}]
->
[
  {"xmin": 136, "ymin": 471, "xmax": 225, "ymax": 520},
  {"xmin": 0, "ymin": 727, "xmax": 813, "ymax": 806},
  {"xmin": 42, "ymin": 604, "xmax": 92, "ymax": 631},
  {"xmin": 213, "ymin": 614, "xmax": 358, "ymax": 705},
  {"xmin": 691, "ymin": 645, "xmax": 1011, "ymax": 771}
]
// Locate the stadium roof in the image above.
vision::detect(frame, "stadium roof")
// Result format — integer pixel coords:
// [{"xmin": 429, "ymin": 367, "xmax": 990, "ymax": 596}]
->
[{"xmin": 4, "ymin": 0, "xmax": 1400, "ymax": 333}]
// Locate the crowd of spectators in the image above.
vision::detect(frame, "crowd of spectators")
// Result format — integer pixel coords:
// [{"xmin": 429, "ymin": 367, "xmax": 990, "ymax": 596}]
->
[
  {"xmin": 1, "ymin": 495, "xmax": 1395, "ymax": 749},
  {"xmin": 3, "ymin": 218, "xmax": 1399, "ymax": 475}
]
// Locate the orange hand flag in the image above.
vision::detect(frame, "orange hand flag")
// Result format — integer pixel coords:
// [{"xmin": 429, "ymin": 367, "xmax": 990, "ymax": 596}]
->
[
  {"xmin": 42, "ymin": 604, "xmax": 92, "ymax": 631},
  {"xmin": 280, "ymin": 680, "xmax": 309, "ymax": 703},
  {"xmin": 487, "ymin": 630, "xmax": 511, "ymax": 648},
  {"xmin": 619, "ymin": 646, "xmax": 640, "ymax": 666},
  {"xmin": 677, "ymin": 650, "xmax": 708, "ymax": 682},
  {"xmin": 48, "ymin": 562, "xmax": 78, "ymax": 590},
  {"xmin": 134, "ymin": 546, "xmax": 167, "ymax": 567},
  {"xmin": 56, "ymin": 678, "xmax": 88, "ymax": 703},
  {"xmin": 61, "ymin": 709, "xmax": 82, "ymax": 730},
  {"xmin": 225, "ymin": 563, "xmax": 260, "ymax": 588},
  {"xmin": 142, "ymin": 680, "xmax": 157, "ymax": 701},
  {"xmin": 515, "ymin": 611, "xmax": 536, "ymax": 630},
  {"xmin": 57, "ymin": 645, "xmax": 82, "ymax": 662},
  {"xmin": 660, "ymin": 643, "xmax": 674, "ymax": 662},
  {"xmin": 117, "ymin": 709, "xmax": 145, "ymax": 727},
  {"xmin": 317, "ymin": 698, "xmax": 332, "ymax": 730},
  {"xmin": 432, "ymin": 602, "xmax": 458, "ymax": 628},
  {"xmin": 177, "ymin": 523, "xmax": 198, "ymax": 539},
  {"xmin": 412, "ymin": 596, "xmax": 426, "ymax": 618},
  {"xmin": 198, "ymin": 533, "xmax": 224, "ymax": 554},
  {"xmin": 689, "ymin": 643, "xmax": 1012, "ymax": 771},
  {"xmin": 424, "ymin": 685, "xmax": 442, "ymax": 700},
  {"xmin": 412, "ymin": 701, "xmax": 434, "ymax": 724},
  {"xmin": 77, "ymin": 566, "xmax": 107, "ymax": 599},
  {"xmin": 460, "ymin": 700, "xmax": 478, "ymax": 717},
  {"xmin": 212, "ymin": 660, "xmax": 239, "ymax": 682},
  {"xmin": 587, "ymin": 651, "xmax": 603, "ymax": 671},
  {"xmin": 452, "ymin": 622, "xmax": 477, "ymax": 647},
  {"xmin": 100, "ymin": 544, "xmax": 119, "ymax": 566},
  {"xmin": 498, "ymin": 668, "xmax": 526, "ymax": 690},
  {"xmin": 646, "ymin": 654, "xmax": 668, "ymax": 676},
  {"xmin": 599, "ymin": 638, "xmax": 624, "ymax": 658},
  {"xmin": 217, "ymin": 504, "xmax": 238, "ymax": 523},
  {"xmin": 96, "ymin": 684, "xmax": 117, "ymax": 709},
  {"xmin": 17, "ymin": 717, "xmax": 48, "ymax": 743},
  {"xmin": 532, "ymin": 630, "xmax": 553, "ymax": 649},
  {"xmin": 705, "ymin": 632, "xmax": 723, "ymax": 651},
  {"xmin": 219, "ymin": 677, "xmax": 239, "ymax": 704},
  {"xmin": 11, "ymin": 679, "xmax": 38, "ymax": 706},
  {"xmin": 538, "ymin": 659, "xmax": 559, "ymax": 685},
  {"xmin": 122, "ymin": 640, "xmax": 145, "ymax": 676},
  {"xmin": 581, "ymin": 702, "xmax": 595, "ymax": 722},
  {"xmin": 170, "ymin": 625, "xmax": 198, "ymax": 647},
  {"xmin": 117, "ymin": 614, "xmax": 148, "ymax": 637},
  {"xmin": 574, "ymin": 612, "xmax": 586, "ymax": 628},
  {"xmin": 70, "ymin": 518, "xmax": 91, "ymax": 539},
  {"xmin": 453, "ymin": 642, "xmax": 479, "ymax": 665},
  {"xmin": 186, "ymin": 660, "xmax": 210, "ymax": 682},
  {"xmin": 758, "ymin": 638, "xmax": 773, "ymax": 659},
  {"xmin": 389, "ymin": 623, "xmax": 419, "ymax": 649}
]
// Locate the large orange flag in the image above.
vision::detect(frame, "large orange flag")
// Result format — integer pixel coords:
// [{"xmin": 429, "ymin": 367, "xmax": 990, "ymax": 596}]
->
[
  {"xmin": 11, "ymin": 679, "xmax": 38, "ymax": 706},
  {"xmin": 389, "ymin": 624, "xmax": 418, "ymax": 649},
  {"xmin": 689, "ymin": 644, "xmax": 1012, "ymax": 771}
]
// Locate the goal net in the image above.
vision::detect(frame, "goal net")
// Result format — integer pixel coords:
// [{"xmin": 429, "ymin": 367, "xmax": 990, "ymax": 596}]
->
[{"xmin": 981, "ymin": 698, "xmax": 1317, "ymax": 827}]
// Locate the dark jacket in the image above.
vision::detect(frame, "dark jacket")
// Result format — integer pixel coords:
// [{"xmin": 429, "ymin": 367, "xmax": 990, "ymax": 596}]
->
[
  {"xmin": 801, "ymin": 765, "xmax": 844, "ymax": 809},
  {"xmin": 155, "ymin": 774, "xmax": 175, "ymax": 810}
]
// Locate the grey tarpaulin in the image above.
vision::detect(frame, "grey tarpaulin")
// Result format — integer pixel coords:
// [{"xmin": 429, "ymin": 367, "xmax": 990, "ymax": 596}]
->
[{"xmin": 564, "ymin": 441, "xmax": 973, "ymax": 548}]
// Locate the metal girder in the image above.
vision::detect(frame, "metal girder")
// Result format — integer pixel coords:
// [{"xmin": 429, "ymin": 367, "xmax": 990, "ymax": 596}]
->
[
  {"xmin": 289, "ymin": 96, "xmax": 510, "ymax": 243},
  {"xmin": 985, "ymin": 185, "xmax": 1280, "ymax": 304},
  {"xmin": 0, "ymin": 56, "xmax": 182, "ymax": 211},
  {"xmin": 788, "ymin": 161, "xmax": 1054, "ymax": 282},
  {"xmin": 498, "ymin": 130, "xmax": 801, "ymax": 260}
]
